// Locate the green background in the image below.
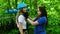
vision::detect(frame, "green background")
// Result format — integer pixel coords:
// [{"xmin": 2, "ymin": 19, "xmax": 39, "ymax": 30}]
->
[{"xmin": 0, "ymin": 0, "xmax": 60, "ymax": 34}]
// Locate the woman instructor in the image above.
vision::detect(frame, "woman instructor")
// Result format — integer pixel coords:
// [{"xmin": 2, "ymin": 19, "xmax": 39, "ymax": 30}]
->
[{"xmin": 27, "ymin": 6, "xmax": 47, "ymax": 34}]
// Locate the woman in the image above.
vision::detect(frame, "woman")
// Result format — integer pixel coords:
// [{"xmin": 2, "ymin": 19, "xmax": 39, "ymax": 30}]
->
[
  {"xmin": 27, "ymin": 6, "xmax": 47, "ymax": 34},
  {"xmin": 16, "ymin": 3, "xmax": 28, "ymax": 34}
]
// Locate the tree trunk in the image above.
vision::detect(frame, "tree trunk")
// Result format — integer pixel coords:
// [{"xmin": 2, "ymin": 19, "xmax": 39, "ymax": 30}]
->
[
  {"xmin": 30, "ymin": 0, "xmax": 32, "ymax": 9},
  {"xmin": 7, "ymin": 0, "xmax": 11, "ymax": 9},
  {"xmin": 34, "ymin": 0, "xmax": 37, "ymax": 9},
  {"xmin": 15, "ymin": 0, "xmax": 18, "ymax": 9}
]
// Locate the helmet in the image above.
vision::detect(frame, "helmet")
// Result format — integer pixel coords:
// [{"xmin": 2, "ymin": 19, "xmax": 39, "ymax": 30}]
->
[{"xmin": 17, "ymin": 2, "xmax": 27, "ymax": 9}]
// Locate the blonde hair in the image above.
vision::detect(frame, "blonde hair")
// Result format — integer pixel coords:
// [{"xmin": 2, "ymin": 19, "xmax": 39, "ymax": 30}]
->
[
  {"xmin": 16, "ymin": 8, "xmax": 24, "ymax": 23},
  {"xmin": 16, "ymin": 10, "xmax": 20, "ymax": 23}
]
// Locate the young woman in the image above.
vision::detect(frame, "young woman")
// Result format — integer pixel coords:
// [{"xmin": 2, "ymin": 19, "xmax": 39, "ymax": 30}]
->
[
  {"xmin": 27, "ymin": 6, "xmax": 47, "ymax": 34},
  {"xmin": 16, "ymin": 3, "xmax": 28, "ymax": 34}
]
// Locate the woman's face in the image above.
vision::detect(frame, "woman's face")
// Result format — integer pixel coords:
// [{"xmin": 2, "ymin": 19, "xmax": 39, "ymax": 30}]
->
[
  {"xmin": 22, "ymin": 8, "xmax": 27, "ymax": 13},
  {"xmin": 37, "ymin": 8, "xmax": 41, "ymax": 15}
]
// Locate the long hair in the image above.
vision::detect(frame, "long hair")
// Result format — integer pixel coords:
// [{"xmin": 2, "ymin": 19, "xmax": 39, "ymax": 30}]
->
[
  {"xmin": 16, "ymin": 9, "xmax": 22, "ymax": 22},
  {"xmin": 34, "ymin": 6, "xmax": 47, "ymax": 21},
  {"xmin": 34, "ymin": 6, "xmax": 48, "ymax": 27},
  {"xmin": 16, "ymin": 8, "xmax": 28, "ymax": 22}
]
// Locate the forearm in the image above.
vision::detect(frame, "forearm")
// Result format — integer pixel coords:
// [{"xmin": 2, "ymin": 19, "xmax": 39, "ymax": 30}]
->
[
  {"xmin": 27, "ymin": 18, "xmax": 39, "ymax": 25},
  {"xmin": 19, "ymin": 27, "xmax": 24, "ymax": 34},
  {"xmin": 28, "ymin": 17, "xmax": 35, "ymax": 21},
  {"xmin": 19, "ymin": 23, "xmax": 24, "ymax": 34},
  {"xmin": 27, "ymin": 18, "xmax": 34, "ymax": 25}
]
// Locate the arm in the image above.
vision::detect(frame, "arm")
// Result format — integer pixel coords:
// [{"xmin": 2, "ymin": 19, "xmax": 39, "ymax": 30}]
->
[
  {"xmin": 19, "ymin": 23, "xmax": 24, "ymax": 34},
  {"xmin": 28, "ymin": 17, "xmax": 36, "ymax": 21},
  {"xmin": 27, "ymin": 18, "xmax": 38, "ymax": 26},
  {"xmin": 17, "ymin": 15, "xmax": 25, "ymax": 34},
  {"xmin": 27, "ymin": 17, "xmax": 46, "ymax": 26}
]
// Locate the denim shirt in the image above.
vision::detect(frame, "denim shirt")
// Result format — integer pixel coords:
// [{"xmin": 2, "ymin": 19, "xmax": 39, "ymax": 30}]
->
[{"xmin": 34, "ymin": 16, "xmax": 47, "ymax": 34}]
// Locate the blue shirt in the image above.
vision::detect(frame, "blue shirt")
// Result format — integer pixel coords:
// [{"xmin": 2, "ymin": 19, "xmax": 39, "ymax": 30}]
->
[{"xmin": 34, "ymin": 16, "xmax": 47, "ymax": 34}]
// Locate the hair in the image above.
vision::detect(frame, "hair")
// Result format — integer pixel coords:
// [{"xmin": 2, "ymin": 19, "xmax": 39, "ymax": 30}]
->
[
  {"xmin": 34, "ymin": 6, "xmax": 48, "ymax": 27},
  {"xmin": 16, "ymin": 8, "xmax": 28, "ymax": 22}
]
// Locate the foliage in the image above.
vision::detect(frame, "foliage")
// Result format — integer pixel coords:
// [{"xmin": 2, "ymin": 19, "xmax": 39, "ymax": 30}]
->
[{"xmin": 0, "ymin": 0, "xmax": 60, "ymax": 34}]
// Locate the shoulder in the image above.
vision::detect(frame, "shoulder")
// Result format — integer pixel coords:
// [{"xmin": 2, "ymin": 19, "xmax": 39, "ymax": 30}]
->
[
  {"xmin": 18, "ymin": 15, "xmax": 24, "ymax": 18},
  {"xmin": 36, "ymin": 16, "xmax": 47, "ymax": 24},
  {"xmin": 40, "ymin": 16, "xmax": 46, "ymax": 19},
  {"xmin": 38, "ymin": 16, "xmax": 47, "ymax": 20},
  {"xmin": 19, "ymin": 15, "xmax": 24, "ymax": 17}
]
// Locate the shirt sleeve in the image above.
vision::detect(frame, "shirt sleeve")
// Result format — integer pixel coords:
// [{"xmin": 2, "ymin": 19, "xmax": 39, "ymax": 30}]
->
[
  {"xmin": 36, "ymin": 17, "xmax": 46, "ymax": 25},
  {"xmin": 18, "ymin": 15, "xmax": 24, "ymax": 23}
]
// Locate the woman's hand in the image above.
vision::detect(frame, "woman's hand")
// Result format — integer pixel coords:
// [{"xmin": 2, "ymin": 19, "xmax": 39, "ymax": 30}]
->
[
  {"xmin": 28, "ymin": 16, "xmax": 36, "ymax": 21},
  {"xmin": 27, "ymin": 18, "xmax": 29, "ymax": 20},
  {"xmin": 27, "ymin": 18, "xmax": 39, "ymax": 26}
]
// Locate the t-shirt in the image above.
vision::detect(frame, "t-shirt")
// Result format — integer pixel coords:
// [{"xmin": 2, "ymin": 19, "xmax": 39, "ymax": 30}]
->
[
  {"xmin": 34, "ymin": 16, "xmax": 47, "ymax": 34},
  {"xmin": 18, "ymin": 15, "xmax": 27, "ymax": 29}
]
